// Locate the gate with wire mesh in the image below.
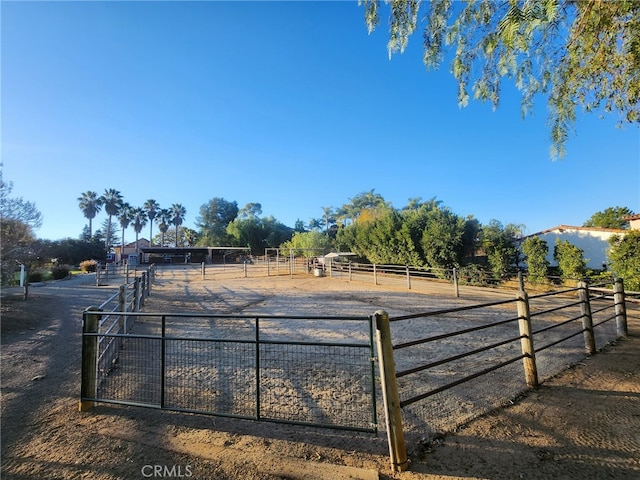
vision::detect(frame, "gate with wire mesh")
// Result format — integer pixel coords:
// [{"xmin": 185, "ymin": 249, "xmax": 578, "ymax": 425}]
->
[{"xmin": 80, "ymin": 311, "xmax": 378, "ymax": 433}]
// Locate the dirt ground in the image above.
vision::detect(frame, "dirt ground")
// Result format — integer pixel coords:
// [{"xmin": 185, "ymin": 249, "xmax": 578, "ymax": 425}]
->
[{"xmin": 1, "ymin": 268, "xmax": 639, "ymax": 479}]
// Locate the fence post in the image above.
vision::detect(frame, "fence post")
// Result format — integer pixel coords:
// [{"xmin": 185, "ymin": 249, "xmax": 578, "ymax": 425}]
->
[
  {"xmin": 95, "ymin": 264, "xmax": 101, "ymax": 286},
  {"xmin": 453, "ymin": 267, "xmax": 459, "ymax": 298},
  {"xmin": 578, "ymin": 281, "xmax": 597, "ymax": 355},
  {"xmin": 405, "ymin": 266, "xmax": 411, "ymax": 290},
  {"xmin": 244, "ymin": 261, "xmax": 248, "ymax": 278},
  {"xmin": 613, "ymin": 277, "xmax": 628, "ymax": 337},
  {"xmin": 349, "ymin": 262, "xmax": 352, "ymax": 282},
  {"xmin": 125, "ymin": 264, "xmax": 129, "ymax": 284},
  {"xmin": 373, "ymin": 264, "xmax": 378, "ymax": 286},
  {"xmin": 79, "ymin": 306, "xmax": 101, "ymax": 411},
  {"xmin": 201, "ymin": 261, "xmax": 205, "ymax": 280},
  {"xmin": 516, "ymin": 291, "xmax": 539, "ymax": 387},
  {"xmin": 133, "ymin": 277, "xmax": 140, "ymax": 311},
  {"xmin": 374, "ymin": 310, "xmax": 409, "ymax": 472}
]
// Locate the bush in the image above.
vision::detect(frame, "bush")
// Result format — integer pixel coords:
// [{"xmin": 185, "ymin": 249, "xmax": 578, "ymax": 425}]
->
[
  {"xmin": 28, "ymin": 270, "xmax": 44, "ymax": 282},
  {"xmin": 458, "ymin": 263, "xmax": 491, "ymax": 287},
  {"xmin": 51, "ymin": 264, "xmax": 71, "ymax": 280},
  {"xmin": 79, "ymin": 259, "xmax": 98, "ymax": 273}
]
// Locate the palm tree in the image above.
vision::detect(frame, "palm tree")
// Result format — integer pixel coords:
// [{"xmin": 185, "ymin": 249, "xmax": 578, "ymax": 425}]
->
[
  {"xmin": 170, "ymin": 203, "xmax": 187, "ymax": 247},
  {"xmin": 131, "ymin": 207, "xmax": 148, "ymax": 254},
  {"xmin": 77, "ymin": 191, "xmax": 103, "ymax": 238},
  {"xmin": 321, "ymin": 206, "xmax": 334, "ymax": 232},
  {"xmin": 101, "ymin": 188, "xmax": 123, "ymax": 249},
  {"xmin": 156, "ymin": 208, "xmax": 172, "ymax": 247},
  {"xmin": 118, "ymin": 203, "xmax": 133, "ymax": 259},
  {"xmin": 143, "ymin": 199, "xmax": 160, "ymax": 246}
]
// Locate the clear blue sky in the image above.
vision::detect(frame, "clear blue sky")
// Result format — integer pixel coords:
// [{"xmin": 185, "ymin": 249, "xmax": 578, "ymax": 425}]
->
[{"xmin": 2, "ymin": 1, "xmax": 639, "ymax": 243}]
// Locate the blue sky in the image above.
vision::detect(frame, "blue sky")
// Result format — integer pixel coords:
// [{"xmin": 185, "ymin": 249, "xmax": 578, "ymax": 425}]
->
[{"xmin": 2, "ymin": 1, "xmax": 639, "ymax": 243}]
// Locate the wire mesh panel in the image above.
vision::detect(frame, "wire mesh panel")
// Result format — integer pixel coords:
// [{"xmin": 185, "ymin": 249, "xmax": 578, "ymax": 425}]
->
[
  {"xmin": 97, "ymin": 335, "xmax": 162, "ymax": 406},
  {"xmin": 258, "ymin": 342, "xmax": 376, "ymax": 429},
  {"xmin": 164, "ymin": 339, "xmax": 257, "ymax": 417},
  {"xmin": 84, "ymin": 312, "xmax": 376, "ymax": 432}
]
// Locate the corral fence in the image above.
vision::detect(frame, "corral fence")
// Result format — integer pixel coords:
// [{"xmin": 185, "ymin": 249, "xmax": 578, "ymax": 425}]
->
[
  {"xmin": 80, "ymin": 311, "xmax": 378, "ymax": 432},
  {"xmin": 96, "ymin": 262, "xmax": 156, "ymax": 288},
  {"xmin": 377, "ymin": 278, "xmax": 630, "ymax": 471},
  {"xmin": 80, "ymin": 271, "xmax": 632, "ymax": 472}
]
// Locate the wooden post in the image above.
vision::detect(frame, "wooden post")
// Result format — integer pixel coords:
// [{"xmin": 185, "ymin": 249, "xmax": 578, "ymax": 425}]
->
[
  {"xmin": 133, "ymin": 277, "xmax": 140, "ymax": 311},
  {"xmin": 516, "ymin": 291, "xmax": 538, "ymax": 387},
  {"xmin": 453, "ymin": 267, "xmax": 459, "ymax": 298},
  {"xmin": 613, "ymin": 277, "xmax": 628, "ymax": 337},
  {"xmin": 374, "ymin": 310, "xmax": 409, "ymax": 472},
  {"xmin": 405, "ymin": 266, "xmax": 411, "ymax": 290},
  {"xmin": 244, "ymin": 261, "xmax": 248, "ymax": 278},
  {"xmin": 349, "ymin": 262, "xmax": 352, "ymax": 282},
  {"xmin": 79, "ymin": 306, "xmax": 101, "ymax": 411},
  {"xmin": 201, "ymin": 261, "xmax": 205, "ymax": 280},
  {"xmin": 577, "ymin": 281, "xmax": 596, "ymax": 355},
  {"xmin": 373, "ymin": 264, "xmax": 378, "ymax": 286}
]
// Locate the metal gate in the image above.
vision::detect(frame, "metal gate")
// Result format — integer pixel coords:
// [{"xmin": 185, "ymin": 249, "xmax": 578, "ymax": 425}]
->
[{"xmin": 81, "ymin": 311, "xmax": 378, "ymax": 432}]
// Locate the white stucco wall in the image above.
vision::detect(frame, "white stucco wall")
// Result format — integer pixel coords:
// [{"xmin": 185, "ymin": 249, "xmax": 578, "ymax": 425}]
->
[{"xmin": 533, "ymin": 227, "xmax": 627, "ymax": 270}]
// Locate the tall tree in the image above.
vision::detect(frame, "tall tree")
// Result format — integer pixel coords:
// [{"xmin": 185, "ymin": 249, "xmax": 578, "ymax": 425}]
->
[
  {"xmin": 156, "ymin": 208, "xmax": 172, "ymax": 247},
  {"xmin": 522, "ymin": 235, "xmax": 549, "ymax": 284},
  {"xmin": 131, "ymin": 207, "xmax": 148, "ymax": 254},
  {"xmin": 0, "ymin": 172, "xmax": 43, "ymax": 231},
  {"xmin": 360, "ymin": 0, "xmax": 640, "ymax": 158},
  {"xmin": 170, "ymin": 203, "xmax": 187, "ymax": 248},
  {"xmin": 101, "ymin": 188, "xmax": 123, "ymax": 249},
  {"xmin": 117, "ymin": 203, "xmax": 133, "ymax": 254},
  {"xmin": 608, "ymin": 230, "xmax": 640, "ymax": 290},
  {"xmin": 554, "ymin": 238, "xmax": 587, "ymax": 282},
  {"xmin": 584, "ymin": 206, "xmax": 634, "ymax": 229},
  {"xmin": 143, "ymin": 199, "xmax": 160, "ymax": 246},
  {"xmin": 195, "ymin": 197, "xmax": 239, "ymax": 246},
  {"xmin": 77, "ymin": 191, "xmax": 103, "ymax": 238},
  {"xmin": 481, "ymin": 220, "xmax": 524, "ymax": 279}
]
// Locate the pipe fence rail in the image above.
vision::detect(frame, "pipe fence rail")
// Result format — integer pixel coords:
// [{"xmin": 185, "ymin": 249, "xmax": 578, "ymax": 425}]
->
[
  {"xmin": 80, "ymin": 266, "xmax": 632, "ymax": 473},
  {"xmin": 80, "ymin": 312, "xmax": 378, "ymax": 433},
  {"xmin": 375, "ymin": 278, "xmax": 629, "ymax": 471}
]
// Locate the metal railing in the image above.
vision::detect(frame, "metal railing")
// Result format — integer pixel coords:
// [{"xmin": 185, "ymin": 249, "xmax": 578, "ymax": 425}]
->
[
  {"xmin": 80, "ymin": 311, "xmax": 378, "ymax": 433},
  {"xmin": 375, "ymin": 278, "xmax": 629, "ymax": 471}
]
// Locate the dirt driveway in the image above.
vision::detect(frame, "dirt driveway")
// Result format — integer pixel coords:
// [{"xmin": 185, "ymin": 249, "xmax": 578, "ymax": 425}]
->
[{"xmin": 1, "ymin": 270, "xmax": 639, "ymax": 479}]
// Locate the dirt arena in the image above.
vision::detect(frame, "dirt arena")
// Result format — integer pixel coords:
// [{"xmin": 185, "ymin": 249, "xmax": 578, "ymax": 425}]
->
[{"xmin": 2, "ymin": 266, "xmax": 639, "ymax": 479}]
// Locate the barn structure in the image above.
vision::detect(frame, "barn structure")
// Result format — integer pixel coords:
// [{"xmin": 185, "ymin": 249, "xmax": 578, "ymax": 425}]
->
[{"xmin": 139, "ymin": 246, "xmax": 251, "ymax": 265}]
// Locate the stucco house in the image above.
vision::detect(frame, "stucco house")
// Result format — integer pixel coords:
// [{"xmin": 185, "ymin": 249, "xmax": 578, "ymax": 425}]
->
[
  {"xmin": 525, "ymin": 225, "xmax": 628, "ymax": 270},
  {"xmin": 624, "ymin": 213, "xmax": 640, "ymax": 230},
  {"xmin": 114, "ymin": 238, "xmax": 150, "ymax": 264}
]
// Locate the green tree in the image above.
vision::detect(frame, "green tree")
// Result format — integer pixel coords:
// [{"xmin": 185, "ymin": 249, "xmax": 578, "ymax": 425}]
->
[
  {"xmin": 522, "ymin": 235, "xmax": 549, "ymax": 284},
  {"xmin": 195, "ymin": 197, "xmax": 239, "ymax": 246},
  {"xmin": 78, "ymin": 191, "xmax": 102, "ymax": 238},
  {"xmin": 607, "ymin": 230, "xmax": 640, "ymax": 290},
  {"xmin": 279, "ymin": 231, "xmax": 332, "ymax": 257},
  {"xmin": 420, "ymin": 207, "xmax": 467, "ymax": 270},
  {"xmin": 481, "ymin": 220, "xmax": 523, "ymax": 280},
  {"xmin": 583, "ymin": 206, "xmax": 634, "ymax": 229},
  {"xmin": 100, "ymin": 188, "xmax": 123, "ymax": 249},
  {"xmin": 554, "ymin": 238, "xmax": 587, "ymax": 282},
  {"xmin": 143, "ymin": 199, "xmax": 160, "ymax": 246},
  {"xmin": 156, "ymin": 208, "xmax": 172, "ymax": 247},
  {"xmin": 360, "ymin": 0, "xmax": 640, "ymax": 158},
  {"xmin": 131, "ymin": 207, "xmax": 148, "ymax": 254},
  {"xmin": 117, "ymin": 203, "xmax": 133, "ymax": 252},
  {"xmin": 170, "ymin": 203, "xmax": 187, "ymax": 248}
]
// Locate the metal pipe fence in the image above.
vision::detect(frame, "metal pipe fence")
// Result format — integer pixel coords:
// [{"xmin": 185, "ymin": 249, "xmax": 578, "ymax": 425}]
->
[
  {"xmin": 375, "ymin": 278, "xmax": 629, "ymax": 470},
  {"xmin": 80, "ymin": 312, "xmax": 378, "ymax": 432}
]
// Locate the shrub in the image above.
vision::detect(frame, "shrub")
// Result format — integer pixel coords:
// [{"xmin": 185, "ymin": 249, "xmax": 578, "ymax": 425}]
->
[
  {"xmin": 458, "ymin": 263, "xmax": 491, "ymax": 287},
  {"xmin": 28, "ymin": 270, "xmax": 44, "ymax": 283},
  {"xmin": 51, "ymin": 264, "xmax": 71, "ymax": 280},
  {"xmin": 79, "ymin": 259, "xmax": 98, "ymax": 273}
]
